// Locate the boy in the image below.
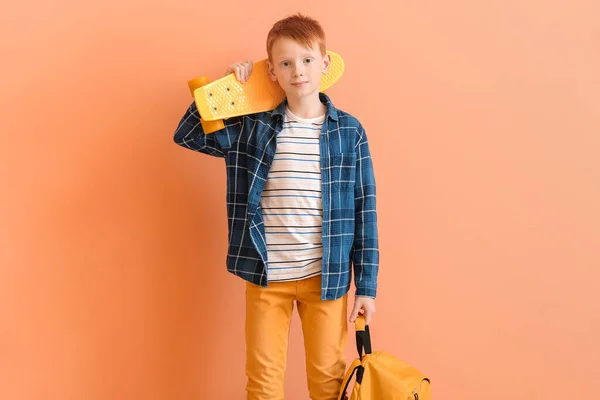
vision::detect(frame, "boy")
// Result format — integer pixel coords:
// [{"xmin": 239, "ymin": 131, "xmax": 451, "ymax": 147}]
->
[{"xmin": 173, "ymin": 14, "xmax": 379, "ymax": 400}]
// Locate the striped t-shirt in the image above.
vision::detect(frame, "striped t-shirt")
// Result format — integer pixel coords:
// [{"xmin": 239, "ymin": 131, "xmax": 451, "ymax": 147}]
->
[{"xmin": 260, "ymin": 107, "xmax": 325, "ymax": 282}]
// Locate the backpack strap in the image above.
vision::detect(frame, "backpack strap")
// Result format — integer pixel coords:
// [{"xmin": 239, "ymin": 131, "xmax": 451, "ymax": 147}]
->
[
  {"xmin": 355, "ymin": 315, "xmax": 372, "ymax": 359},
  {"xmin": 337, "ymin": 358, "xmax": 361, "ymax": 400}
]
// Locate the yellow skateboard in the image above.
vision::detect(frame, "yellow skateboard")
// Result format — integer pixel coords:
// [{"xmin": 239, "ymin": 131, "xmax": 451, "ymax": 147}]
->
[{"xmin": 187, "ymin": 50, "xmax": 345, "ymax": 134}]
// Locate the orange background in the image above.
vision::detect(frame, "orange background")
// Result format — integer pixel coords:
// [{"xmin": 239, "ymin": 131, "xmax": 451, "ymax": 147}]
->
[{"xmin": 2, "ymin": 1, "xmax": 599, "ymax": 399}]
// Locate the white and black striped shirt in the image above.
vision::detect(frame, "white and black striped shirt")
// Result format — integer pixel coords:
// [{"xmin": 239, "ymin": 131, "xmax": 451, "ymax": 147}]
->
[{"xmin": 261, "ymin": 108, "xmax": 325, "ymax": 282}]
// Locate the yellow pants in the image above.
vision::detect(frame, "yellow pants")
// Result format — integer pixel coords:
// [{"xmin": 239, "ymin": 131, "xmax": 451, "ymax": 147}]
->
[{"xmin": 245, "ymin": 274, "xmax": 348, "ymax": 400}]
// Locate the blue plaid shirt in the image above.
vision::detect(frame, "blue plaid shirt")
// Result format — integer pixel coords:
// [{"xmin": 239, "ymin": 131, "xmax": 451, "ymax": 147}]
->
[{"xmin": 173, "ymin": 93, "xmax": 379, "ymax": 300}]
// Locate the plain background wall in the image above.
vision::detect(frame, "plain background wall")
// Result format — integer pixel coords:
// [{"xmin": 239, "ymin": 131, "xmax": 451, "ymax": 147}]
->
[{"xmin": 2, "ymin": 1, "xmax": 599, "ymax": 399}]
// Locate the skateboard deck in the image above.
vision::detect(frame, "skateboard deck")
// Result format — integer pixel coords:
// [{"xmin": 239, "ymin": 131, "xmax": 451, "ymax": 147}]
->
[{"xmin": 188, "ymin": 50, "xmax": 345, "ymax": 134}]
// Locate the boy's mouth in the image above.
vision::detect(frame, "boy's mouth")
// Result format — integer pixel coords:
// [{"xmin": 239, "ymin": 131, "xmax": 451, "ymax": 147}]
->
[{"xmin": 291, "ymin": 81, "xmax": 308, "ymax": 87}]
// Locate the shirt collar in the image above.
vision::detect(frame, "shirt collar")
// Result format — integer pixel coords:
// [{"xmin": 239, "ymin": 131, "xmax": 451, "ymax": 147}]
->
[{"xmin": 271, "ymin": 92, "xmax": 339, "ymax": 122}]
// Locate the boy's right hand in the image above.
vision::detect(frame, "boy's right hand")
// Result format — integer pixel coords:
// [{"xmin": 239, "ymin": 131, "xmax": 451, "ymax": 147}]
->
[{"xmin": 225, "ymin": 60, "xmax": 253, "ymax": 84}]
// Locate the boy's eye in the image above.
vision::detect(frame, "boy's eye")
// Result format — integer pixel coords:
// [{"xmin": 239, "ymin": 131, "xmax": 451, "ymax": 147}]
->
[
  {"xmin": 304, "ymin": 58, "xmax": 313, "ymax": 63},
  {"xmin": 282, "ymin": 61, "xmax": 290, "ymax": 67}
]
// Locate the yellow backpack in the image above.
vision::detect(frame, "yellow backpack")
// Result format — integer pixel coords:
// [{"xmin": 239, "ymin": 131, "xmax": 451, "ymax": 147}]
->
[{"xmin": 338, "ymin": 316, "xmax": 431, "ymax": 400}]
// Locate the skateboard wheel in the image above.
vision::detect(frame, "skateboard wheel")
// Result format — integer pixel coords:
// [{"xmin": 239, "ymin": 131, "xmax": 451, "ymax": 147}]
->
[
  {"xmin": 188, "ymin": 75, "xmax": 210, "ymax": 96},
  {"xmin": 200, "ymin": 118, "xmax": 225, "ymax": 134}
]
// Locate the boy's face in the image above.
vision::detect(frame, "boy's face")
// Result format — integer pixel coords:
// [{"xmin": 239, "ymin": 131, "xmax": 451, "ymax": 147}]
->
[{"xmin": 267, "ymin": 37, "xmax": 331, "ymax": 100}]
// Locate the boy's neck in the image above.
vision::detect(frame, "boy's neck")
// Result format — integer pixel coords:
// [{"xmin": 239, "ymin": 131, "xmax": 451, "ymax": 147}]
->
[{"xmin": 285, "ymin": 92, "xmax": 326, "ymax": 119}]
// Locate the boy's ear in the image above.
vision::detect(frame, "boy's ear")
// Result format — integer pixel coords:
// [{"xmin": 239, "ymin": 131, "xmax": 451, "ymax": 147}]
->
[
  {"xmin": 267, "ymin": 60, "xmax": 278, "ymax": 82},
  {"xmin": 322, "ymin": 53, "xmax": 331, "ymax": 75}
]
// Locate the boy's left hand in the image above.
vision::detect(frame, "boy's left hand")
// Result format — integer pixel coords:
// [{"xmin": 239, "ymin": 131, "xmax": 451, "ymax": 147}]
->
[{"xmin": 349, "ymin": 296, "xmax": 376, "ymax": 325}]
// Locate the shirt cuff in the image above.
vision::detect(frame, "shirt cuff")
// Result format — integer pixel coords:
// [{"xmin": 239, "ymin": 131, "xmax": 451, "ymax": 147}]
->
[{"xmin": 355, "ymin": 285, "xmax": 377, "ymax": 298}]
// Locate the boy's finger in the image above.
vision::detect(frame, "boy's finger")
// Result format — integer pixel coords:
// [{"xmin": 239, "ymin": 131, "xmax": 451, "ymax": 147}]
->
[
  {"xmin": 236, "ymin": 65, "xmax": 244, "ymax": 83},
  {"xmin": 349, "ymin": 303, "xmax": 363, "ymax": 322},
  {"xmin": 364, "ymin": 310, "xmax": 372, "ymax": 325}
]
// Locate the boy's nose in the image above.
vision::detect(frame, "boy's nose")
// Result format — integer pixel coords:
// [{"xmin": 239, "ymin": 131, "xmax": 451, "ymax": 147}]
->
[{"xmin": 293, "ymin": 63, "xmax": 305, "ymax": 76}]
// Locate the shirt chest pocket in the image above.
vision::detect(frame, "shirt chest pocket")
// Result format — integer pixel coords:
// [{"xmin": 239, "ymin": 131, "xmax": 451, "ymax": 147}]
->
[{"xmin": 326, "ymin": 153, "xmax": 356, "ymax": 189}]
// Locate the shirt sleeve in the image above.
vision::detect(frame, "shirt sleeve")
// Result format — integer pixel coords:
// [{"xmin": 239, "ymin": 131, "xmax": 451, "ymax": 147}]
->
[
  {"xmin": 352, "ymin": 124, "xmax": 379, "ymax": 298},
  {"xmin": 173, "ymin": 101, "xmax": 243, "ymax": 157}
]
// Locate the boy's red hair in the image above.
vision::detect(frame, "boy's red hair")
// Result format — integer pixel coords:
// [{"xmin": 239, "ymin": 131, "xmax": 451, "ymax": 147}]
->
[{"xmin": 266, "ymin": 13, "xmax": 326, "ymax": 60}]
